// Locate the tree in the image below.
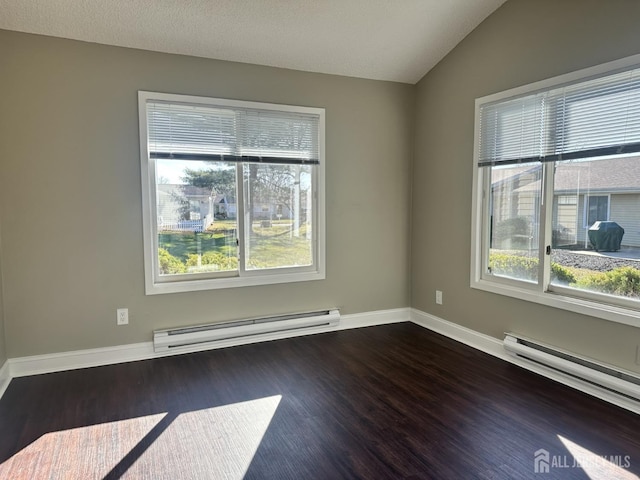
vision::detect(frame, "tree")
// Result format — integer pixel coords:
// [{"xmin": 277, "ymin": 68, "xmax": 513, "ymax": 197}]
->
[
  {"xmin": 247, "ymin": 164, "xmax": 309, "ymax": 236},
  {"xmin": 250, "ymin": 164, "xmax": 296, "ymax": 215},
  {"xmin": 181, "ymin": 165, "xmax": 236, "ymax": 197},
  {"xmin": 181, "ymin": 162, "xmax": 307, "ymax": 234}
]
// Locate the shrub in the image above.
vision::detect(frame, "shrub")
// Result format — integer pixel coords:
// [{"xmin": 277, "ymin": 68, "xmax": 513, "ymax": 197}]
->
[
  {"xmin": 488, "ymin": 253, "xmax": 576, "ymax": 284},
  {"xmin": 489, "ymin": 253, "xmax": 538, "ymax": 281},
  {"xmin": 494, "ymin": 217, "xmax": 529, "ymax": 237},
  {"xmin": 577, "ymin": 266, "xmax": 640, "ymax": 297},
  {"xmin": 550, "ymin": 263, "xmax": 576, "ymax": 284},
  {"xmin": 186, "ymin": 252, "xmax": 238, "ymax": 271},
  {"xmin": 158, "ymin": 248, "xmax": 186, "ymax": 274}
]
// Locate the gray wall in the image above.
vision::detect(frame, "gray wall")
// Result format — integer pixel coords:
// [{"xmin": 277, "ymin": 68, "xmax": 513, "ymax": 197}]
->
[
  {"xmin": 412, "ymin": 0, "xmax": 640, "ymax": 372},
  {"xmin": 4, "ymin": 0, "xmax": 640, "ymax": 369},
  {"xmin": 0, "ymin": 220, "xmax": 6, "ymax": 366},
  {"xmin": 0, "ymin": 30, "xmax": 413, "ymax": 357}
]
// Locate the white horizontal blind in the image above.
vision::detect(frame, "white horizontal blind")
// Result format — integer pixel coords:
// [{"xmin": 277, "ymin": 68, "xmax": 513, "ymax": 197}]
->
[
  {"xmin": 478, "ymin": 94, "xmax": 546, "ymax": 166},
  {"xmin": 478, "ymin": 66, "xmax": 640, "ymax": 167},
  {"xmin": 147, "ymin": 100, "xmax": 320, "ymax": 165}
]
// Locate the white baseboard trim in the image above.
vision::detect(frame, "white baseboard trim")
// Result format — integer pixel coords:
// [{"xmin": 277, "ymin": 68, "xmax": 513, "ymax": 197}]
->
[
  {"xmin": 4, "ymin": 307, "xmax": 411, "ymax": 386},
  {"xmin": 4, "ymin": 307, "xmax": 638, "ymax": 415},
  {"xmin": 9, "ymin": 341, "xmax": 155, "ymax": 378},
  {"xmin": 410, "ymin": 308, "xmax": 502, "ymax": 355},
  {"xmin": 410, "ymin": 308, "xmax": 640, "ymax": 416},
  {"xmin": 337, "ymin": 307, "xmax": 410, "ymax": 330},
  {"xmin": 0, "ymin": 360, "xmax": 10, "ymax": 399}
]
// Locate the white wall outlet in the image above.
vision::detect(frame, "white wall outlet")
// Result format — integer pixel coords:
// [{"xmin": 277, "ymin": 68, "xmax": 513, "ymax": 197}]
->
[
  {"xmin": 117, "ymin": 308, "xmax": 129, "ymax": 325},
  {"xmin": 435, "ymin": 290, "xmax": 443, "ymax": 305}
]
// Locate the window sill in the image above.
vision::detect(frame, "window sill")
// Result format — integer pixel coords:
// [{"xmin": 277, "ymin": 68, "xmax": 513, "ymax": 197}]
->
[
  {"xmin": 146, "ymin": 269, "xmax": 325, "ymax": 295},
  {"xmin": 471, "ymin": 277, "xmax": 640, "ymax": 328}
]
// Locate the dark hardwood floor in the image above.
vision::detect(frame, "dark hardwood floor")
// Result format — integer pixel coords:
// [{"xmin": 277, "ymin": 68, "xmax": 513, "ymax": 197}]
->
[{"xmin": 1, "ymin": 322, "xmax": 640, "ymax": 479}]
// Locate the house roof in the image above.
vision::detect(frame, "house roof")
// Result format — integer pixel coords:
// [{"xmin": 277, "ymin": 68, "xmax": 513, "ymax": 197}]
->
[
  {"xmin": 490, "ymin": 165, "xmax": 540, "ymax": 189},
  {"xmin": 0, "ymin": 0, "xmax": 506, "ymax": 84},
  {"xmin": 491, "ymin": 156, "xmax": 640, "ymax": 195},
  {"xmin": 554, "ymin": 156, "xmax": 640, "ymax": 194}
]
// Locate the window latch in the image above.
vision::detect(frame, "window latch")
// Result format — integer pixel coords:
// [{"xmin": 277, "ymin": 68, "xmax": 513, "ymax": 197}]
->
[{"xmin": 546, "ymin": 245, "xmax": 551, "ymax": 255}]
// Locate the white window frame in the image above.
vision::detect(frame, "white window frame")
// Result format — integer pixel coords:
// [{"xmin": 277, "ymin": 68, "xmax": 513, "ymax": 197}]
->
[
  {"xmin": 139, "ymin": 91, "xmax": 326, "ymax": 295},
  {"xmin": 471, "ymin": 54, "xmax": 640, "ymax": 328}
]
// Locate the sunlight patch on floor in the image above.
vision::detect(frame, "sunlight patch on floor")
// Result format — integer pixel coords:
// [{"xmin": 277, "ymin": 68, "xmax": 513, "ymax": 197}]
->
[
  {"xmin": 125, "ymin": 395, "xmax": 282, "ymax": 478},
  {"xmin": 0, "ymin": 395, "xmax": 282, "ymax": 479},
  {"xmin": 0, "ymin": 412, "xmax": 167, "ymax": 479},
  {"xmin": 558, "ymin": 435, "xmax": 638, "ymax": 480}
]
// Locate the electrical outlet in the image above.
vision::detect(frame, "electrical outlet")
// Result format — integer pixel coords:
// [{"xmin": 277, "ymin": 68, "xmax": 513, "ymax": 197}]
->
[
  {"xmin": 435, "ymin": 290, "xmax": 443, "ymax": 305},
  {"xmin": 117, "ymin": 308, "xmax": 129, "ymax": 325}
]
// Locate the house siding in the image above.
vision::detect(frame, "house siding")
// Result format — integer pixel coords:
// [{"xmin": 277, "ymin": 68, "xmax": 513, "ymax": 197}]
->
[
  {"xmin": 576, "ymin": 195, "xmax": 588, "ymax": 246},
  {"xmin": 574, "ymin": 193, "xmax": 640, "ymax": 248},
  {"xmin": 610, "ymin": 193, "xmax": 640, "ymax": 247},
  {"xmin": 552, "ymin": 196, "xmax": 578, "ymax": 247},
  {"xmin": 516, "ymin": 193, "xmax": 538, "ymax": 224}
]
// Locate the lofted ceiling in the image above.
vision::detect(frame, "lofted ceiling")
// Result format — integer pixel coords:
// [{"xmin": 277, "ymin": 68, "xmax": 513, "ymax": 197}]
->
[{"xmin": 0, "ymin": 0, "xmax": 506, "ymax": 84}]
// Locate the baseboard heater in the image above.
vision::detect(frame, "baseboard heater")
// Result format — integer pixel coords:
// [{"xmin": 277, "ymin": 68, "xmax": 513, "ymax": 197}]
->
[
  {"xmin": 503, "ymin": 333, "xmax": 640, "ymax": 401},
  {"xmin": 154, "ymin": 309, "xmax": 340, "ymax": 353}
]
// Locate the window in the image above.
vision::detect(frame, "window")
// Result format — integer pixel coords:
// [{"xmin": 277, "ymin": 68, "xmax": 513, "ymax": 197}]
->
[
  {"xmin": 471, "ymin": 55, "xmax": 640, "ymax": 326},
  {"xmin": 139, "ymin": 92, "xmax": 325, "ymax": 294},
  {"xmin": 585, "ymin": 195, "xmax": 609, "ymax": 227}
]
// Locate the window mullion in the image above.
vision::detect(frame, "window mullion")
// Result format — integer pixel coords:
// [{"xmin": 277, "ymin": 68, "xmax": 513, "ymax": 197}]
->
[
  {"xmin": 540, "ymin": 162, "xmax": 555, "ymax": 293},
  {"xmin": 481, "ymin": 168, "xmax": 492, "ymax": 278},
  {"xmin": 148, "ymin": 157, "xmax": 163, "ymax": 283},
  {"xmin": 236, "ymin": 163, "xmax": 247, "ymax": 276}
]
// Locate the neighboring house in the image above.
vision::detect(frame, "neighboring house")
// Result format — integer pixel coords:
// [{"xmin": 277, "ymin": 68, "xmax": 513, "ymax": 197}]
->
[
  {"xmin": 157, "ymin": 184, "xmax": 214, "ymax": 232},
  {"xmin": 252, "ymin": 202, "xmax": 294, "ymax": 220},
  {"xmin": 490, "ymin": 165, "xmax": 541, "ymax": 249},
  {"xmin": 212, "ymin": 194, "xmax": 298, "ymax": 221},
  {"xmin": 157, "ymin": 186, "xmax": 303, "ymax": 231},
  {"xmin": 491, "ymin": 156, "xmax": 640, "ymax": 248},
  {"xmin": 212, "ymin": 194, "xmax": 237, "ymax": 219}
]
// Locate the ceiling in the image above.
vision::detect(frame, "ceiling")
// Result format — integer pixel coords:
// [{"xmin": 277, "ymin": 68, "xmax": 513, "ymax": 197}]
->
[{"xmin": 0, "ymin": 0, "xmax": 506, "ymax": 84}]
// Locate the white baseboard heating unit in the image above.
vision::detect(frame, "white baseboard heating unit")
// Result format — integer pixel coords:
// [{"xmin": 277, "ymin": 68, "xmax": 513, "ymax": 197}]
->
[
  {"xmin": 154, "ymin": 309, "xmax": 340, "ymax": 353},
  {"xmin": 504, "ymin": 333, "xmax": 640, "ymax": 402}
]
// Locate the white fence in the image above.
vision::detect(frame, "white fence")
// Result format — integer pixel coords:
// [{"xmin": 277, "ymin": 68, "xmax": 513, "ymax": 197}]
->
[{"xmin": 159, "ymin": 215, "xmax": 214, "ymax": 233}]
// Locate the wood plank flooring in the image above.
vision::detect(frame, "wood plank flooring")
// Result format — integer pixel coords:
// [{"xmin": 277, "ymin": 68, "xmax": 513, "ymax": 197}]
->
[{"xmin": 1, "ymin": 323, "xmax": 640, "ymax": 479}]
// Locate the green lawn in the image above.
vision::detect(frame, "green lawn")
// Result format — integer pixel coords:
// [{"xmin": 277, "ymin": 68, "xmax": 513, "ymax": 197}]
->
[
  {"xmin": 159, "ymin": 230, "xmax": 236, "ymax": 260},
  {"xmin": 246, "ymin": 228, "xmax": 312, "ymax": 269},
  {"xmin": 159, "ymin": 221, "xmax": 312, "ymax": 273}
]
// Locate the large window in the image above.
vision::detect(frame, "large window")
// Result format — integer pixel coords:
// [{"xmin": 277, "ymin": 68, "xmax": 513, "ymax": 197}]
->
[
  {"xmin": 139, "ymin": 92, "xmax": 325, "ymax": 294},
  {"xmin": 471, "ymin": 55, "xmax": 640, "ymax": 326}
]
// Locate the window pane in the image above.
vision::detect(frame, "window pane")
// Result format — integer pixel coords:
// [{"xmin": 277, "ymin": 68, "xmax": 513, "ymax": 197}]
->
[
  {"xmin": 156, "ymin": 160, "xmax": 238, "ymax": 275},
  {"xmin": 586, "ymin": 196, "xmax": 609, "ymax": 226},
  {"xmin": 243, "ymin": 163, "xmax": 314, "ymax": 270},
  {"xmin": 550, "ymin": 156, "xmax": 640, "ymax": 300},
  {"xmin": 488, "ymin": 164, "xmax": 542, "ymax": 282}
]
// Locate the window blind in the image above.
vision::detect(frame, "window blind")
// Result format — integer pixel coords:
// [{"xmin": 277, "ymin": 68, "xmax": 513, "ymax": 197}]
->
[
  {"xmin": 477, "ymin": 67, "xmax": 640, "ymax": 167},
  {"xmin": 147, "ymin": 101, "xmax": 320, "ymax": 165}
]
